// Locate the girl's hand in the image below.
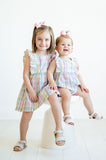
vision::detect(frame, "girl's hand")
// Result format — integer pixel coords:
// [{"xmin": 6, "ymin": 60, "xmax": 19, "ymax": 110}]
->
[
  {"xmin": 49, "ymin": 81, "xmax": 57, "ymax": 90},
  {"xmin": 80, "ymin": 84, "xmax": 89, "ymax": 93},
  {"xmin": 28, "ymin": 90, "xmax": 38, "ymax": 102}
]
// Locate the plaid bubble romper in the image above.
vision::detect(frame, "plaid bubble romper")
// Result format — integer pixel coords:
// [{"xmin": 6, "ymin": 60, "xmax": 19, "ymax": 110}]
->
[
  {"xmin": 15, "ymin": 51, "xmax": 57, "ymax": 112},
  {"xmin": 54, "ymin": 56, "xmax": 81, "ymax": 95}
]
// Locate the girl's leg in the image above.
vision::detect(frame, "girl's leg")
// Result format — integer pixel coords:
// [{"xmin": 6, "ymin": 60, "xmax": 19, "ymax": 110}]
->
[
  {"xmin": 14, "ymin": 112, "xmax": 33, "ymax": 151},
  {"xmin": 20, "ymin": 112, "xmax": 33, "ymax": 140},
  {"xmin": 58, "ymin": 88, "xmax": 74, "ymax": 125},
  {"xmin": 48, "ymin": 93, "xmax": 62, "ymax": 131},
  {"xmin": 48, "ymin": 93, "xmax": 65, "ymax": 145}
]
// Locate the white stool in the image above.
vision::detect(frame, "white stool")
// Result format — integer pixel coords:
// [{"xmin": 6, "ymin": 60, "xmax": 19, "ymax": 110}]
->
[{"xmin": 40, "ymin": 108, "xmax": 75, "ymax": 149}]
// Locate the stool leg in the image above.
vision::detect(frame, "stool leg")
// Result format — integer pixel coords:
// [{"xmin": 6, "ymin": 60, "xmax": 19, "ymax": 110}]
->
[{"xmin": 40, "ymin": 108, "xmax": 56, "ymax": 148}]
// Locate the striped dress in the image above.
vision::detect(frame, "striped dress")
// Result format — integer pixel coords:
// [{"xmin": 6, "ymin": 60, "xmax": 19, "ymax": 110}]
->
[
  {"xmin": 54, "ymin": 56, "xmax": 81, "ymax": 95},
  {"xmin": 15, "ymin": 50, "xmax": 57, "ymax": 112}
]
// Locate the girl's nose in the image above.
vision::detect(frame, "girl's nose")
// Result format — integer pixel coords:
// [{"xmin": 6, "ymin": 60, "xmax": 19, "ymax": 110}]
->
[{"xmin": 41, "ymin": 40, "xmax": 45, "ymax": 44}]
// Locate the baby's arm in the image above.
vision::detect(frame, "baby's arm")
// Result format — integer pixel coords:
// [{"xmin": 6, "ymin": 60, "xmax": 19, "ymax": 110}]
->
[
  {"xmin": 23, "ymin": 53, "xmax": 38, "ymax": 102},
  {"xmin": 47, "ymin": 59, "xmax": 57, "ymax": 90},
  {"xmin": 75, "ymin": 59, "xmax": 89, "ymax": 93},
  {"xmin": 78, "ymin": 74, "xmax": 89, "ymax": 93}
]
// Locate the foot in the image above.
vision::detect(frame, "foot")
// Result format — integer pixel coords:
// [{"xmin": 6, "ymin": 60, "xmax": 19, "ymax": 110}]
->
[
  {"xmin": 63, "ymin": 115, "xmax": 74, "ymax": 125},
  {"xmin": 54, "ymin": 130, "xmax": 65, "ymax": 146},
  {"xmin": 13, "ymin": 140, "xmax": 27, "ymax": 151},
  {"xmin": 89, "ymin": 112, "xmax": 103, "ymax": 119}
]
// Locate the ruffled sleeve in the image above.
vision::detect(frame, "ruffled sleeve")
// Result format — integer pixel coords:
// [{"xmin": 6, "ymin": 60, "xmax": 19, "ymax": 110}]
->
[
  {"xmin": 49, "ymin": 51, "xmax": 58, "ymax": 63},
  {"xmin": 23, "ymin": 49, "xmax": 32, "ymax": 63},
  {"xmin": 72, "ymin": 57, "xmax": 80, "ymax": 74}
]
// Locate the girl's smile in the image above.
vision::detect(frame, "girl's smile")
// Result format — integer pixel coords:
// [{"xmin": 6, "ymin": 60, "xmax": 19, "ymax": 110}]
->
[{"xmin": 36, "ymin": 31, "xmax": 51, "ymax": 53}]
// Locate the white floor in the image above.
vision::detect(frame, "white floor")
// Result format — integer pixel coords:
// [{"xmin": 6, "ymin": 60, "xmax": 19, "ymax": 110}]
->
[{"xmin": 0, "ymin": 119, "xmax": 106, "ymax": 160}]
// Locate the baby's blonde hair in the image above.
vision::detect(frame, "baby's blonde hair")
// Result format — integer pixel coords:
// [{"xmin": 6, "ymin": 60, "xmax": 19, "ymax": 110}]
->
[
  {"xmin": 32, "ymin": 25, "xmax": 55, "ymax": 53},
  {"xmin": 56, "ymin": 31, "xmax": 73, "ymax": 47}
]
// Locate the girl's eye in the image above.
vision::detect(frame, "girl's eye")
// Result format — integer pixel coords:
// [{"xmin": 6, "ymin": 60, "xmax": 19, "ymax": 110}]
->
[
  {"xmin": 61, "ymin": 44, "xmax": 64, "ymax": 46},
  {"xmin": 46, "ymin": 39, "xmax": 49, "ymax": 41},
  {"xmin": 68, "ymin": 44, "xmax": 71, "ymax": 46},
  {"xmin": 38, "ymin": 38, "xmax": 42, "ymax": 40}
]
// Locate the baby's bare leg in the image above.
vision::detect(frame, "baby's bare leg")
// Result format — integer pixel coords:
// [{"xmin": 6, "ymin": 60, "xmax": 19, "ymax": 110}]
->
[
  {"xmin": 58, "ymin": 88, "xmax": 71, "ymax": 115},
  {"xmin": 58, "ymin": 88, "xmax": 74, "ymax": 125},
  {"xmin": 75, "ymin": 87, "xmax": 94, "ymax": 115}
]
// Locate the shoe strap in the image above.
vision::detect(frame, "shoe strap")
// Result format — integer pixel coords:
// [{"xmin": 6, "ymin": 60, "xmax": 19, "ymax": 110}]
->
[
  {"xmin": 64, "ymin": 118, "xmax": 74, "ymax": 124},
  {"xmin": 63, "ymin": 114, "xmax": 71, "ymax": 120},
  {"xmin": 54, "ymin": 130, "xmax": 63, "ymax": 135},
  {"xmin": 19, "ymin": 140, "xmax": 27, "ymax": 144},
  {"xmin": 55, "ymin": 136, "xmax": 65, "ymax": 142},
  {"xmin": 89, "ymin": 112, "xmax": 102, "ymax": 119}
]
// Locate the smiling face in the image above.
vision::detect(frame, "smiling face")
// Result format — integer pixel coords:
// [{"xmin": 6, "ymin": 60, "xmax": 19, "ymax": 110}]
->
[
  {"xmin": 35, "ymin": 31, "xmax": 51, "ymax": 52},
  {"xmin": 56, "ymin": 37, "xmax": 73, "ymax": 57}
]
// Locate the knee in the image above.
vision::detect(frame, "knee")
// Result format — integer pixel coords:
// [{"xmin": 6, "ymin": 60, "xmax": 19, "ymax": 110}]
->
[
  {"xmin": 83, "ymin": 92, "xmax": 89, "ymax": 98},
  {"xmin": 62, "ymin": 92, "xmax": 71, "ymax": 101},
  {"xmin": 48, "ymin": 93, "xmax": 58, "ymax": 102}
]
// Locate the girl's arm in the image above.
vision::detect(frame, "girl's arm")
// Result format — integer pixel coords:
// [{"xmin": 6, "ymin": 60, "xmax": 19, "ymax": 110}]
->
[
  {"xmin": 23, "ymin": 54, "xmax": 38, "ymax": 102},
  {"xmin": 47, "ymin": 59, "xmax": 57, "ymax": 90}
]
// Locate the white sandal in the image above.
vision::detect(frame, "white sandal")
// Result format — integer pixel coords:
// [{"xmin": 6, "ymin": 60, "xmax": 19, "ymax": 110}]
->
[
  {"xmin": 13, "ymin": 140, "xmax": 27, "ymax": 151},
  {"xmin": 63, "ymin": 115, "xmax": 74, "ymax": 125},
  {"xmin": 54, "ymin": 130, "xmax": 65, "ymax": 146},
  {"xmin": 89, "ymin": 112, "xmax": 103, "ymax": 120}
]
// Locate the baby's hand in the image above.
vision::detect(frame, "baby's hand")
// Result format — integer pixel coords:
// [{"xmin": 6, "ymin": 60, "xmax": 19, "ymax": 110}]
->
[
  {"xmin": 49, "ymin": 81, "xmax": 57, "ymax": 90},
  {"xmin": 80, "ymin": 85, "xmax": 89, "ymax": 93},
  {"xmin": 28, "ymin": 90, "xmax": 38, "ymax": 102},
  {"xmin": 84, "ymin": 88, "xmax": 89, "ymax": 93}
]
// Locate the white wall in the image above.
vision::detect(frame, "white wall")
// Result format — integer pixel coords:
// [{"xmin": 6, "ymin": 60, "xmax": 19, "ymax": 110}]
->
[{"xmin": 0, "ymin": 0, "xmax": 106, "ymax": 119}]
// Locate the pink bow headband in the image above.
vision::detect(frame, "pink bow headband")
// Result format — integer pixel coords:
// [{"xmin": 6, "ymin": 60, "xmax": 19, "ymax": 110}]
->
[
  {"xmin": 60, "ymin": 31, "xmax": 72, "ymax": 38},
  {"xmin": 34, "ymin": 21, "xmax": 45, "ymax": 28}
]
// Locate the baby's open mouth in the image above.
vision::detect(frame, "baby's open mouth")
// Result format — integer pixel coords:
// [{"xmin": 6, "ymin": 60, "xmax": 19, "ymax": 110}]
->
[{"xmin": 63, "ymin": 49, "xmax": 68, "ymax": 51}]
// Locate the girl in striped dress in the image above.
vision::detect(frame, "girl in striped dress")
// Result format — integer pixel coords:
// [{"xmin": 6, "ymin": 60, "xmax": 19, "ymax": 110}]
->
[
  {"xmin": 13, "ymin": 24, "xmax": 65, "ymax": 151},
  {"xmin": 47, "ymin": 31, "xmax": 103, "ymax": 126}
]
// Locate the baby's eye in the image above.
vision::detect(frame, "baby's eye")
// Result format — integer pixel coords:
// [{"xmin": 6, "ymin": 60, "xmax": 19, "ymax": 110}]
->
[
  {"xmin": 68, "ymin": 44, "xmax": 71, "ymax": 46},
  {"xmin": 61, "ymin": 44, "xmax": 65, "ymax": 46},
  {"xmin": 38, "ymin": 38, "xmax": 42, "ymax": 41}
]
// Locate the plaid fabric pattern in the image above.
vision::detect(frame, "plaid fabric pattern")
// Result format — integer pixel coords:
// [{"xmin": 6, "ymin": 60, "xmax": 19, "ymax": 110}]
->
[
  {"xmin": 15, "ymin": 51, "xmax": 56, "ymax": 112},
  {"xmin": 54, "ymin": 56, "xmax": 81, "ymax": 95}
]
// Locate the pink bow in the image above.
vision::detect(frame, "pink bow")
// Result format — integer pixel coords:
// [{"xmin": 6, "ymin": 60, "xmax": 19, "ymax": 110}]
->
[
  {"xmin": 34, "ymin": 21, "xmax": 45, "ymax": 28},
  {"xmin": 60, "ymin": 31, "xmax": 71, "ymax": 37}
]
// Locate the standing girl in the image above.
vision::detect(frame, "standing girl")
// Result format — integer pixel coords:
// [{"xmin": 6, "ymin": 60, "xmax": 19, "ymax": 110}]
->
[
  {"xmin": 13, "ymin": 23, "xmax": 65, "ymax": 151},
  {"xmin": 47, "ymin": 31, "xmax": 103, "ymax": 126}
]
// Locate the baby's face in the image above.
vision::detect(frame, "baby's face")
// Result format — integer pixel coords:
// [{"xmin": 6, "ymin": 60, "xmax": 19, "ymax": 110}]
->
[{"xmin": 56, "ymin": 38, "xmax": 73, "ymax": 57}]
